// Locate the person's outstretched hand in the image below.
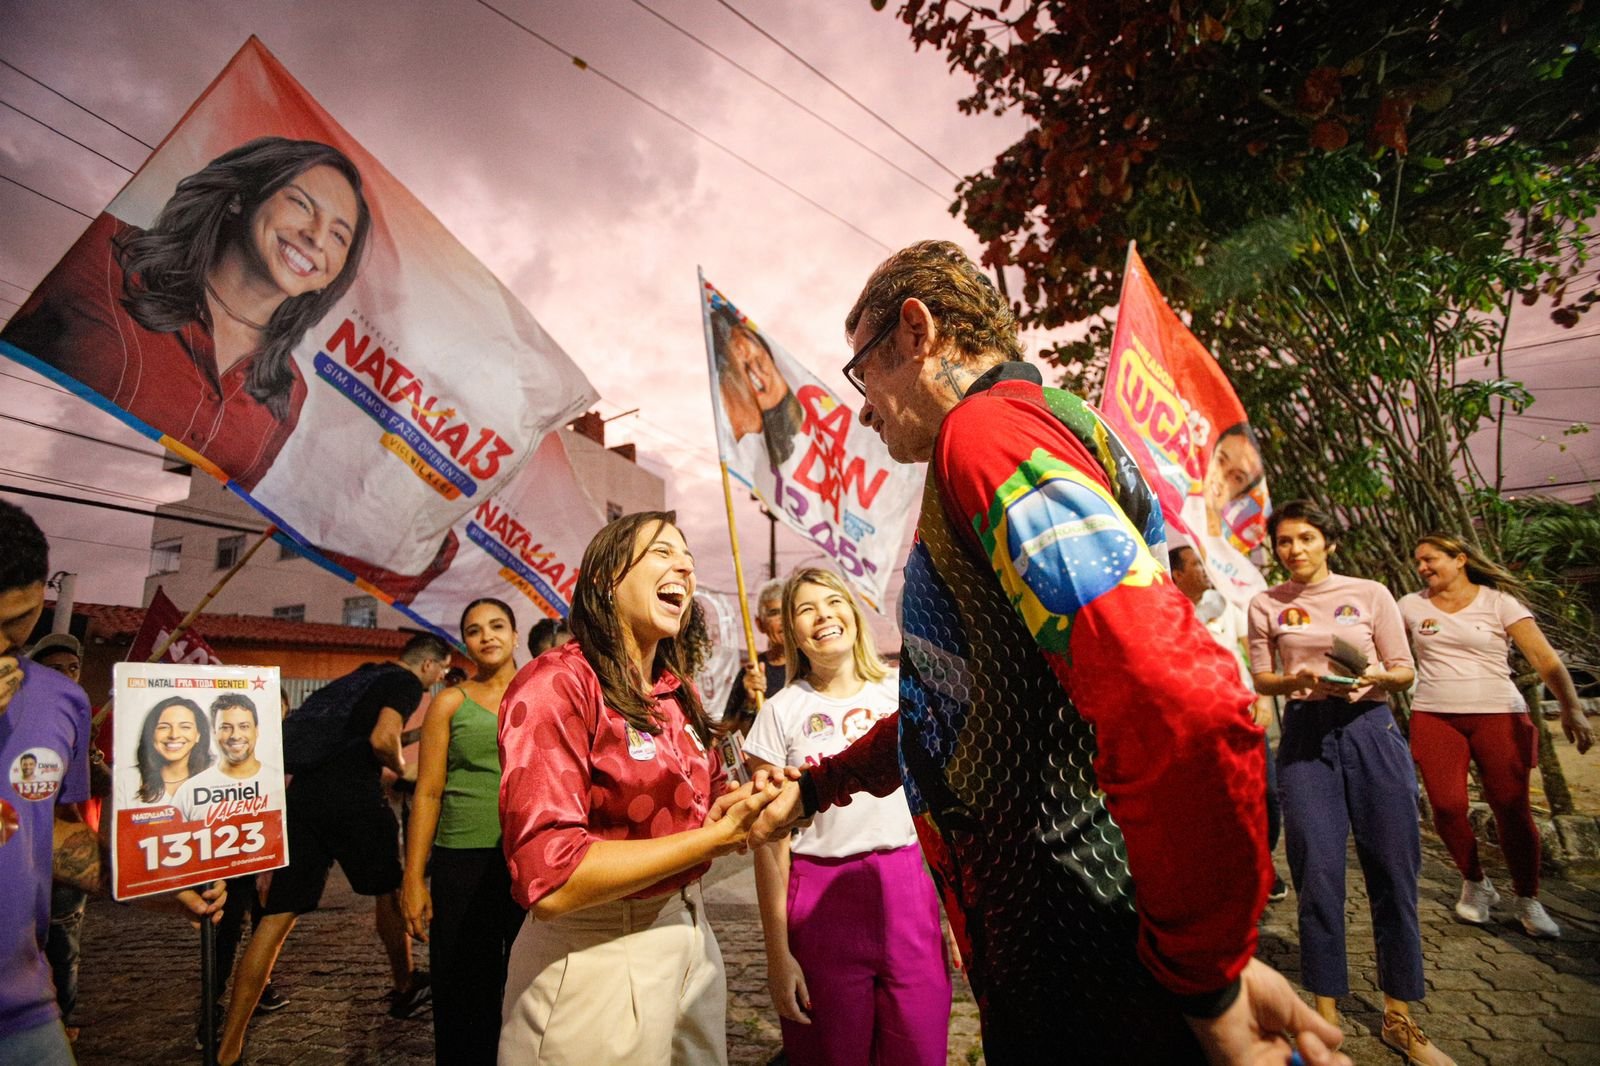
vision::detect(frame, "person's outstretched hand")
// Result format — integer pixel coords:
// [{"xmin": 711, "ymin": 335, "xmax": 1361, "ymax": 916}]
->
[{"xmin": 1186, "ymin": 957, "xmax": 1350, "ymax": 1066}]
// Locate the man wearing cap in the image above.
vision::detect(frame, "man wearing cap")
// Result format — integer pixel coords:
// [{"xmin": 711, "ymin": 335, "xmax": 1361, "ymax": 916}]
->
[
  {"xmin": 750, "ymin": 241, "xmax": 1349, "ymax": 1065},
  {"xmin": 27, "ymin": 635, "xmax": 80, "ymax": 686}
]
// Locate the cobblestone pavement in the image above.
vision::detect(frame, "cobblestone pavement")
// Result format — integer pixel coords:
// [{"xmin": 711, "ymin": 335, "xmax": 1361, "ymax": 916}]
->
[{"xmin": 68, "ymin": 836, "xmax": 1597, "ymax": 1065}]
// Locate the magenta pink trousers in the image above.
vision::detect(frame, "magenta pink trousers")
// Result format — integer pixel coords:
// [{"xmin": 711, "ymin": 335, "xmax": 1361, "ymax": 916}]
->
[{"xmin": 781, "ymin": 844, "xmax": 951, "ymax": 1066}]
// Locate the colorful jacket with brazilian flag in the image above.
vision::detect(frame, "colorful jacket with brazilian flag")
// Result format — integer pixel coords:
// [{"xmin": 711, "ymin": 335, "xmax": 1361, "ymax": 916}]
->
[{"xmin": 809, "ymin": 363, "xmax": 1269, "ymax": 1045}]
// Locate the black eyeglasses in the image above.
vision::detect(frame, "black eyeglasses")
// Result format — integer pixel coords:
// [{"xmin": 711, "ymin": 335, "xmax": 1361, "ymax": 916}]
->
[{"xmin": 842, "ymin": 318, "xmax": 897, "ymax": 396}]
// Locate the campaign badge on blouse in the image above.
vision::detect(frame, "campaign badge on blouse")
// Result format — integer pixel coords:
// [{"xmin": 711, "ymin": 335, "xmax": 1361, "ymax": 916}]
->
[
  {"xmin": 802, "ymin": 712, "xmax": 835, "ymax": 739},
  {"xmin": 0, "ymin": 797, "xmax": 17, "ymax": 850},
  {"xmin": 1333, "ymin": 604, "xmax": 1362, "ymax": 626},
  {"xmin": 624, "ymin": 723, "xmax": 657, "ymax": 761},
  {"xmin": 683, "ymin": 722, "xmax": 706, "ymax": 753},
  {"xmin": 9, "ymin": 747, "xmax": 65, "ymax": 802},
  {"xmin": 1278, "ymin": 607, "xmax": 1311, "ymax": 628},
  {"xmin": 1418, "ymin": 618, "xmax": 1440, "ymax": 636}
]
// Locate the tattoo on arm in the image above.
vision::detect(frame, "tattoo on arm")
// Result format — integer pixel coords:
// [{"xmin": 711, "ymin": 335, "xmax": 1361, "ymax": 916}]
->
[{"xmin": 53, "ymin": 818, "xmax": 106, "ymax": 894}]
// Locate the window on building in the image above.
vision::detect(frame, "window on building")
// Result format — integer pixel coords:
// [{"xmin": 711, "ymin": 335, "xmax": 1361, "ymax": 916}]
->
[
  {"xmin": 272, "ymin": 604, "xmax": 306, "ymax": 623},
  {"xmin": 342, "ymin": 595, "xmax": 379, "ymax": 628},
  {"xmin": 215, "ymin": 534, "xmax": 245, "ymax": 570},
  {"xmin": 606, "ymin": 500, "xmax": 624, "ymax": 522},
  {"xmin": 149, "ymin": 539, "xmax": 182, "ymax": 576}
]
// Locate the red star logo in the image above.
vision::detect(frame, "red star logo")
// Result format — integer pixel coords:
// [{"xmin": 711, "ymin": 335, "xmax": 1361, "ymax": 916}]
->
[{"xmin": 251, "ymin": 676, "xmax": 267, "ymax": 690}]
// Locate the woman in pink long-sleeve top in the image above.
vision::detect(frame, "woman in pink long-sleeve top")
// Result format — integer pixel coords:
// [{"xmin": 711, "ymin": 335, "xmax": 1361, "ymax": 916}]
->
[{"xmin": 495, "ymin": 510, "xmax": 778, "ymax": 1066}]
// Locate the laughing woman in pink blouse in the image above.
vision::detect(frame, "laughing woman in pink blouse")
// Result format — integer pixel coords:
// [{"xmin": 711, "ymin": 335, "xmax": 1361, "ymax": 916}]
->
[
  {"xmin": 496, "ymin": 511, "xmax": 779, "ymax": 1065},
  {"xmin": 1400, "ymin": 533, "xmax": 1592, "ymax": 939}
]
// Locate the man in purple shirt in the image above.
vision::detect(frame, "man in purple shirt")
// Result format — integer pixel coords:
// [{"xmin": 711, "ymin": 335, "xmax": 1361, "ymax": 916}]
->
[{"xmin": 0, "ymin": 501, "xmax": 224, "ymax": 1064}]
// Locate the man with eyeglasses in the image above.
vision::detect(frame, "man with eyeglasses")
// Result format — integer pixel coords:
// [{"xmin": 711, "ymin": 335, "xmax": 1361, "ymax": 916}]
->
[{"xmin": 753, "ymin": 241, "xmax": 1348, "ymax": 1064}]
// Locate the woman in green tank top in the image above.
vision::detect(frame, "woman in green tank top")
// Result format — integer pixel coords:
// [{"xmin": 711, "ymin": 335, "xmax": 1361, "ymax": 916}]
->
[{"xmin": 401, "ymin": 597, "xmax": 524, "ymax": 1066}]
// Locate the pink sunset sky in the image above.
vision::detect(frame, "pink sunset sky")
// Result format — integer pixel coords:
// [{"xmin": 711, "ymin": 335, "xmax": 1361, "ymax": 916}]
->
[{"xmin": 2, "ymin": 0, "xmax": 1593, "ymax": 646}]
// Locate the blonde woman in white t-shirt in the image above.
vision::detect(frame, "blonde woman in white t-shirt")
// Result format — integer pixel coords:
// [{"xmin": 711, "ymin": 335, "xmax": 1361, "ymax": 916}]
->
[
  {"xmin": 1401, "ymin": 533, "xmax": 1592, "ymax": 939},
  {"xmin": 742, "ymin": 568, "xmax": 950, "ymax": 1066}
]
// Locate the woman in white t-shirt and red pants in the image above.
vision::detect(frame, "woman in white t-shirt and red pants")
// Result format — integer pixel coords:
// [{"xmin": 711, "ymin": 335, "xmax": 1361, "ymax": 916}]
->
[
  {"xmin": 743, "ymin": 567, "xmax": 951, "ymax": 1066},
  {"xmin": 1400, "ymin": 533, "xmax": 1593, "ymax": 938}
]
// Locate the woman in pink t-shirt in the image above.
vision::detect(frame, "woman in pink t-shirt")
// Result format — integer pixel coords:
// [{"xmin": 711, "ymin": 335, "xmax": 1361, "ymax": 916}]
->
[
  {"xmin": 1400, "ymin": 533, "xmax": 1592, "ymax": 939},
  {"xmin": 1248, "ymin": 500, "xmax": 1453, "ymax": 1066},
  {"xmin": 496, "ymin": 512, "xmax": 781, "ymax": 1065}
]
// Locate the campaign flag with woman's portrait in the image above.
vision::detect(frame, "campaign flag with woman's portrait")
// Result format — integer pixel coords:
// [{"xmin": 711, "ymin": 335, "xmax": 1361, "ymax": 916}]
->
[
  {"xmin": 1100, "ymin": 244, "xmax": 1270, "ymax": 609},
  {"xmin": 109, "ymin": 662, "xmax": 288, "ymax": 900},
  {"xmin": 699, "ymin": 274, "xmax": 918, "ymax": 608},
  {"xmin": 407, "ymin": 430, "xmax": 601, "ymax": 637},
  {"xmin": 0, "ymin": 38, "xmax": 596, "ymax": 636}
]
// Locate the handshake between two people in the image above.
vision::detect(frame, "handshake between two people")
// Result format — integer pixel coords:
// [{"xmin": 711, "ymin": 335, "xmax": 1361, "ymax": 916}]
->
[{"xmin": 702, "ymin": 765, "xmax": 807, "ymax": 855}]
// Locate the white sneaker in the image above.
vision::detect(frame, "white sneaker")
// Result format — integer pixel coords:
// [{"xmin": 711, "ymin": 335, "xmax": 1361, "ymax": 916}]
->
[
  {"xmin": 1454, "ymin": 876, "xmax": 1499, "ymax": 924},
  {"xmin": 1515, "ymin": 896, "xmax": 1561, "ymax": 938}
]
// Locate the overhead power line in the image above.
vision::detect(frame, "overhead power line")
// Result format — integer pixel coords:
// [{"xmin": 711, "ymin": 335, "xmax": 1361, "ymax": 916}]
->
[
  {"xmin": 1, "ymin": 412, "xmax": 170, "ymax": 460},
  {"xmin": 0, "ymin": 171, "xmax": 94, "ymax": 219},
  {"xmin": 472, "ymin": 0, "xmax": 891, "ymax": 252},
  {"xmin": 0, "ymin": 55, "xmax": 155, "ymax": 149},
  {"xmin": 0, "ymin": 97, "xmax": 136, "ymax": 173},
  {"xmin": 626, "ymin": 0, "xmax": 949, "ymax": 203},
  {"xmin": 710, "ymin": 0, "xmax": 961, "ymax": 181},
  {"xmin": 0, "ymin": 370, "xmax": 75, "ymax": 397},
  {"xmin": 0, "ymin": 276, "xmax": 32, "ymax": 293},
  {"xmin": 0, "ymin": 483, "xmax": 266, "ymax": 534}
]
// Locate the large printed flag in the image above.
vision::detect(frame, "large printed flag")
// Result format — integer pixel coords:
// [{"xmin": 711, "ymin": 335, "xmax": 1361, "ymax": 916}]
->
[
  {"xmin": 409, "ymin": 430, "xmax": 602, "ymax": 637},
  {"xmin": 1101, "ymin": 246, "xmax": 1269, "ymax": 609},
  {"xmin": 0, "ymin": 38, "xmax": 596, "ymax": 638},
  {"xmin": 700, "ymin": 274, "xmax": 919, "ymax": 608}
]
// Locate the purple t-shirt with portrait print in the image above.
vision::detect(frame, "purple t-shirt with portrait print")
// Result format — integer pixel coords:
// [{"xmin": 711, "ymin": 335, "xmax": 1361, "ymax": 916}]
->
[{"xmin": 0, "ymin": 661, "xmax": 90, "ymax": 1036}]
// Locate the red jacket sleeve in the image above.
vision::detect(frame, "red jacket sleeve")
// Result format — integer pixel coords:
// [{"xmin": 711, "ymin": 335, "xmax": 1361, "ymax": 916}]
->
[
  {"xmin": 807, "ymin": 710, "xmax": 902, "ymax": 810},
  {"xmin": 497, "ymin": 654, "xmax": 601, "ymax": 909},
  {"xmin": 934, "ymin": 385, "xmax": 1270, "ymax": 1000}
]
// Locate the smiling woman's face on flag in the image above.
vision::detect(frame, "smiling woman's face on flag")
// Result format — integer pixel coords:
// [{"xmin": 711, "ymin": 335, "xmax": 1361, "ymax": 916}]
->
[{"xmin": 0, "ymin": 38, "xmax": 597, "ymax": 639}]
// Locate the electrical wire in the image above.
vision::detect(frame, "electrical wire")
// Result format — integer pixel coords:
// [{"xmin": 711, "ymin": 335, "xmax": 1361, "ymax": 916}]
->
[
  {"xmin": 0, "ymin": 370, "xmax": 75, "ymax": 397},
  {"xmin": 472, "ymin": 0, "xmax": 891, "ymax": 252},
  {"xmin": 0, "ymin": 412, "xmax": 170, "ymax": 460},
  {"xmin": 0, "ymin": 483, "xmax": 266, "ymax": 534},
  {"xmin": 0, "ymin": 97, "xmax": 136, "ymax": 173},
  {"xmin": 709, "ymin": 0, "xmax": 961, "ymax": 181},
  {"xmin": 0, "ymin": 55, "xmax": 154, "ymax": 149},
  {"xmin": 0, "ymin": 171, "xmax": 94, "ymax": 218},
  {"xmin": 626, "ymin": 0, "xmax": 949, "ymax": 202},
  {"xmin": 0, "ymin": 277, "xmax": 32, "ymax": 293}
]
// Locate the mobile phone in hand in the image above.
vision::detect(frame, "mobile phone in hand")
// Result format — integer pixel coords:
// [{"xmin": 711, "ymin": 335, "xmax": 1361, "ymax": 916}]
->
[{"xmin": 1321, "ymin": 674, "xmax": 1358, "ymax": 687}]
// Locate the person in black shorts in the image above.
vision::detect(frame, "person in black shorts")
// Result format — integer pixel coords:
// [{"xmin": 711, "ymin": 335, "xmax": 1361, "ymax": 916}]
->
[{"xmin": 216, "ymin": 633, "xmax": 450, "ymax": 1066}]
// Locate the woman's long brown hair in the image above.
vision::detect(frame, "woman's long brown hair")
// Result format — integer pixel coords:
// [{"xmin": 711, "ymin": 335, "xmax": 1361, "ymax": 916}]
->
[
  {"xmin": 568, "ymin": 511, "xmax": 711, "ymax": 745},
  {"xmin": 1416, "ymin": 532, "xmax": 1530, "ymax": 602}
]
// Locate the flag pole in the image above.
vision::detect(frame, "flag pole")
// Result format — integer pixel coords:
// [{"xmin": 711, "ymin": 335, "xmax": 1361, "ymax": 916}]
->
[
  {"xmin": 91, "ymin": 525, "xmax": 277, "ymax": 732},
  {"xmin": 719, "ymin": 463, "xmax": 763, "ymax": 711},
  {"xmin": 699, "ymin": 266, "xmax": 763, "ymax": 712}
]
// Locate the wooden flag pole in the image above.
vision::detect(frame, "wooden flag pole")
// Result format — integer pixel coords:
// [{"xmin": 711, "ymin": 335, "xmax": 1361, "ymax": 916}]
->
[
  {"xmin": 719, "ymin": 463, "xmax": 763, "ymax": 711},
  {"xmin": 91, "ymin": 525, "xmax": 277, "ymax": 732},
  {"xmin": 147, "ymin": 525, "xmax": 277, "ymax": 662}
]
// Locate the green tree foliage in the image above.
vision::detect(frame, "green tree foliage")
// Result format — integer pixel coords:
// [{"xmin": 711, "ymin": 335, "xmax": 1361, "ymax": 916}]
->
[{"xmin": 891, "ymin": 0, "xmax": 1600, "ymax": 672}]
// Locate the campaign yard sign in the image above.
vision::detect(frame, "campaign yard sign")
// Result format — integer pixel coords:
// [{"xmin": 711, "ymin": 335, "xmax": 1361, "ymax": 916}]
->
[{"xmin": 110, "ymin": 663, "xmax": 288, "ymax": 900}]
